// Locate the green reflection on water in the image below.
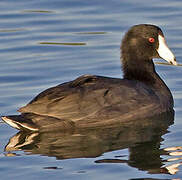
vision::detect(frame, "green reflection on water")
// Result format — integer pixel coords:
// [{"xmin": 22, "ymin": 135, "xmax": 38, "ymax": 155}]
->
[{"xmin": 39, "ymin": 42, "xmax": 87, "ymax": 46}]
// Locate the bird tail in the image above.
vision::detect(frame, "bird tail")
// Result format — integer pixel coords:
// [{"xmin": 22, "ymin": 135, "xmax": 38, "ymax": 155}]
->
[
  {"xmin": 1, "ymin": 113, "xmax": 75, "ymax": 132},
  {"xmin": 1, "ymin": 115, "xmax": 38, "ymax": 131}
]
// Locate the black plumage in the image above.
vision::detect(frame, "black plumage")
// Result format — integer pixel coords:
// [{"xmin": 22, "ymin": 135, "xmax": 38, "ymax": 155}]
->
[{"xmin": 1, "ymin": 24, "xmax": 177, "ymax": 131}]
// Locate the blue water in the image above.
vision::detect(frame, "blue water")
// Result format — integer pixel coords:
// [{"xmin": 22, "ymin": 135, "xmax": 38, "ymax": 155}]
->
[{"xmin": 1, "ymin": 0, "xmax": 182, "ymax": 179}]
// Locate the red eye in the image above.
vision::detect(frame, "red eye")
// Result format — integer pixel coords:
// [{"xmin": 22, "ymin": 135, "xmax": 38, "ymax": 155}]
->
[{"xmin": 148, "ymin": 37, "xmax": 155, "ymax": 43}]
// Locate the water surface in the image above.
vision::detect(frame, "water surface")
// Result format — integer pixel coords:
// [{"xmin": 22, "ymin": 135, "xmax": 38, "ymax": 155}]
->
[{"xmin": 0, "ymin": 0, "xmax": 182, "ymax": 179}]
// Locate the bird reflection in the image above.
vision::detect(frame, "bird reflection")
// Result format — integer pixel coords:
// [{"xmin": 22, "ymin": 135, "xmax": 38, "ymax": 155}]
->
[{"xmin": 4, "ymin": 111, "xmax": 179, "ymax": 175}]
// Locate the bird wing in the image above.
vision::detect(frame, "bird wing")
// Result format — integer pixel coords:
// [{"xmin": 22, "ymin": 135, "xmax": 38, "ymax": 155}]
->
[{"xmin": 18, "ymin": 75, "xmax": 159, "ymax": 123}]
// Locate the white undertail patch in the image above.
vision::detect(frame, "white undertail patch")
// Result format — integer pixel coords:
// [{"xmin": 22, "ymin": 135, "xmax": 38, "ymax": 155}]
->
[{"xmin": 1, "ymin": 116, "xmax": 38, "ymax": 131}]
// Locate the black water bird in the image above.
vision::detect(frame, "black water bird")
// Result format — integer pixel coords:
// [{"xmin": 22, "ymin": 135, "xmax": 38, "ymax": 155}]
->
[{"xmin": 1, "ymin": 24, "xmax": 177, "ymax": 131}]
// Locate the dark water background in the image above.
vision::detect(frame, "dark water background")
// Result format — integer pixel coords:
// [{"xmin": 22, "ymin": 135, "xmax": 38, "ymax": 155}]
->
[{"xmin": 0, "ymin": 0, "xmax": 182, "ymax": 179}]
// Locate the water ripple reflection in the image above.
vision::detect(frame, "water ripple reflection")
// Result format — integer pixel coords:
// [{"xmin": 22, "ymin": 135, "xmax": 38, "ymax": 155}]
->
[
  {"xmin": 0, "ymin": 0, "xmax": 182, "ymax": 179},
  {"xmin": 4, "ymin": 111, "xmax": 174, "ymax": 175}
]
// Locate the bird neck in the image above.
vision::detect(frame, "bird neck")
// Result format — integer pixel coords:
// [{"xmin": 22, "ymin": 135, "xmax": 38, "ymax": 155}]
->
[
  {"xmin": 122, "ymin": 57, "xmax": 157, "ymax": 85},
  {"xmin": 122, "ymin": 56, "xmax": 174, "ymax": 108}
]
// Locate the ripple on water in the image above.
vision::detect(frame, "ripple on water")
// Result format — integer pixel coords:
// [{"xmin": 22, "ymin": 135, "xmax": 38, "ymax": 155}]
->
[{"xmin": 0, "ymin": 0, "xmax": 182, "ymax": 180}]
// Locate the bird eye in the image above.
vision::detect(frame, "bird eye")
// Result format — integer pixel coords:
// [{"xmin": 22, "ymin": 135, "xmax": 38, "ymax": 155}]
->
[{"xmin": 148, "ymin": 37, "xmax": 155, "ymax": 43}]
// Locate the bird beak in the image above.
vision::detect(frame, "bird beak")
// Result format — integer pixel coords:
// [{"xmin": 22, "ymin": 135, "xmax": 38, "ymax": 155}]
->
[{"xmin": 157, "ymin": 34, "xmax": 177, "ymax": 66}]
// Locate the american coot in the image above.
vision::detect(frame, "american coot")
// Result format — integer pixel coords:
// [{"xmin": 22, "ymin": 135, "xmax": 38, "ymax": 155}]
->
[{"xmin": 1, "ymin": 24, "xmax": 177, "ymax": 131}]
